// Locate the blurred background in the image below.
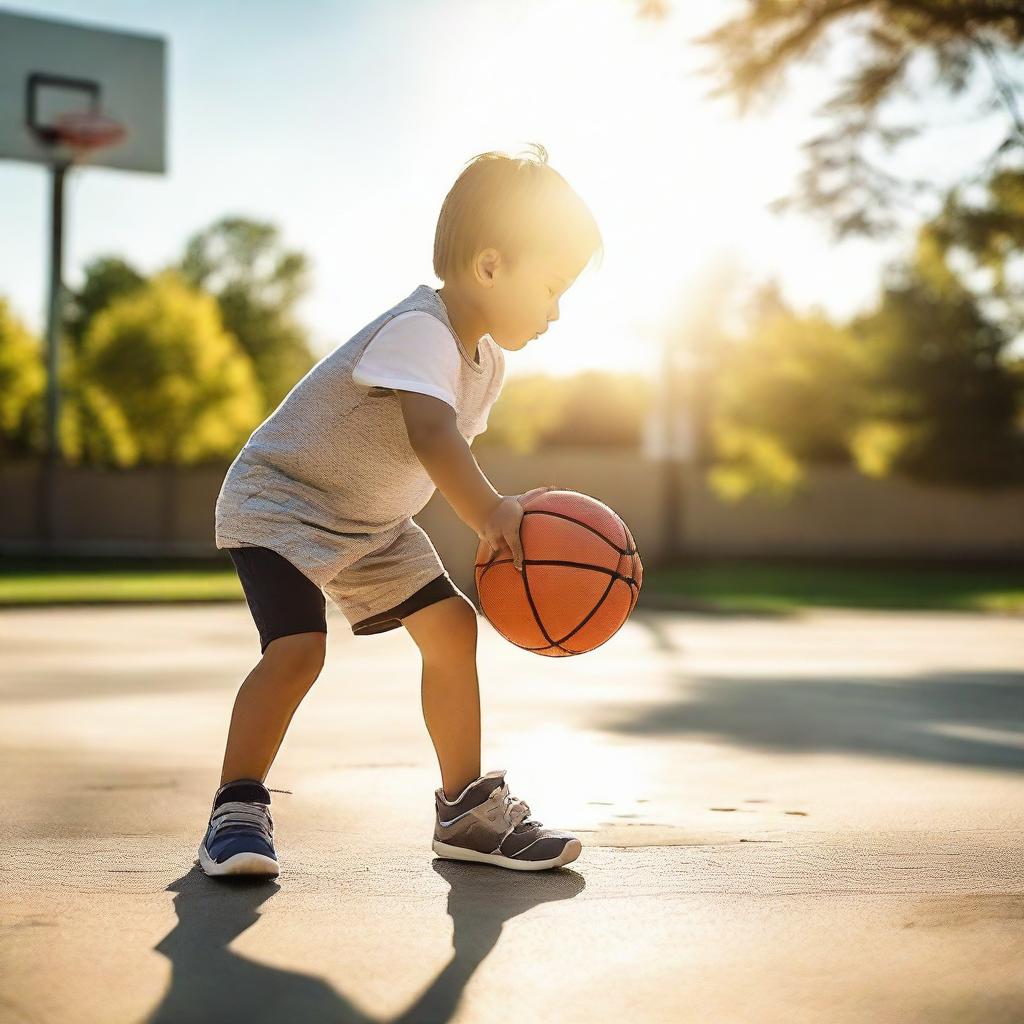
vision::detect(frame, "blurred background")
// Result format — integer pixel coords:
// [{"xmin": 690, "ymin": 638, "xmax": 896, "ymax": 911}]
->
[{"xmin": 1, "ymin": 0, "xmax": 1022, "ymax": 614}]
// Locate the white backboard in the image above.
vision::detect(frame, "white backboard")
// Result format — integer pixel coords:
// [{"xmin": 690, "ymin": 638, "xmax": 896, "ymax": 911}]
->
[{"xmin": 0, "ymin": 9, "xmax": 166, "ymax": 173}]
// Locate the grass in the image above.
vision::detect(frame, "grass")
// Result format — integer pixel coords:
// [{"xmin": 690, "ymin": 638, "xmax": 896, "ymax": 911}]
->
[
  {"xmin": 0, "ymin": 557, "xmax": 1020, "ymax": 613},
  {"xmin": 644, "ymin": 562, "xmax": 1024, "ymax": 614},
  {"xmin": 0, "ymin": 557, "xmax": 243, "ymax": 605}
]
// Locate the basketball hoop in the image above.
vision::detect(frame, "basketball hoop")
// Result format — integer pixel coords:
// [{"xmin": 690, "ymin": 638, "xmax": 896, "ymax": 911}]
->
[{"xmin": 40, "ymin": 111, "xmax": 126, "ymax": 164}]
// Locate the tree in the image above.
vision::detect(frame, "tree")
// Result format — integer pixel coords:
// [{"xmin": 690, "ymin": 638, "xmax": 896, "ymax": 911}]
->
[
  {"xmin": 0, "ymin": 298, "xmax": 45, "ymax": 461},
  {"xmin": 475, "ymin": 371, "xmax": 651, "ymax": 452},
  {"xmin": 69, "ymin": 271, "xmax": 262, "ymax": 467},
  {"xmin": 694, "ymin": 1, "xmax": 1024, "ymax": 238},
  {"xmin": 707, "ymin": 285, "xmax": 869, "ymax": 500},
  {"xmin": 64, "ymin": 256, "xmax": 147, "ymax": 353},
  {"xmin": 536, "ymin": 371, "xmax": 651, "ymax": 448},
  {"xmin": 849, "ymin": 255, "xmax": 1024, "ymax": 486},
  {"xmin": 474, "ymin": 373, "xmax": 570, "ymax": 453},
  {"xmin": 179, "ymin": 216, "xmax": 317, "ymax": 412},
  {"xmin": 924, "ymin": 167, "xmax": 1024, "ymax": 335}
]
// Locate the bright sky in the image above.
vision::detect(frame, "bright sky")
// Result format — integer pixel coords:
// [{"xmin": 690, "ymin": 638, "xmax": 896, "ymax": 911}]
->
[{"xmin": 0, "ymin": 0, "xmax": 1004, "ymax": 378}]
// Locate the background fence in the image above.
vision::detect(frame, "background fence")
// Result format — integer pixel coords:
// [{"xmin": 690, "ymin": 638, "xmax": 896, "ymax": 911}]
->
[{"xmin": 3, "ymin": 452, "xmax": 1021, "ymax": 594}]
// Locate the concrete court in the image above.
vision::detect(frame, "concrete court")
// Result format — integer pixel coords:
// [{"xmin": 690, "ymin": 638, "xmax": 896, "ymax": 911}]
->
[{"xmin": 1, "ymin": 599, "xmax": 1022, "ymax": 1024}]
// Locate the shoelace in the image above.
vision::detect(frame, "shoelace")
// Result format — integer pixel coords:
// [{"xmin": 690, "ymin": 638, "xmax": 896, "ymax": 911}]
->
[
  {"xmin": 209, "ymin": 799, "xmax": 275, "ymax": 844},
  {"xmin": 493, "ymin": 787, "xmax": 539, "ymax": 830}
]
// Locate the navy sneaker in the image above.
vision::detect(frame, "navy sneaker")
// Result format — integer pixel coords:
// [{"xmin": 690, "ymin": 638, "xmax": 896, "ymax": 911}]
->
[{"xmin": 198, "ymin": 778, "xmax": 280, "ymax": 878}]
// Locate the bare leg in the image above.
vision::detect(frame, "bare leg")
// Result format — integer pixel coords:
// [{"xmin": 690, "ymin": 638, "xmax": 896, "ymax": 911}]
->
[
  {"xmin": 402, "ymin": 596, "xmax": 482, "ymax": 800},
  {"xmin": 219, "ymin": 632, "xmax": 327, "ymax": 786}
]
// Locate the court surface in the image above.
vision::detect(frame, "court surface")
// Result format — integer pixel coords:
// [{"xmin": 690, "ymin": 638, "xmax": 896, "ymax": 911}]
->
[{"xmin": 1, "ymin": 602, "xmax": 1022, "ymax": 1024}]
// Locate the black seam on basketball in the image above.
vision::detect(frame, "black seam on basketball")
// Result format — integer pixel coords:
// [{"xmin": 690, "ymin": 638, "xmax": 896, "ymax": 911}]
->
[
  {"xmin": 519, "ymin": 559, "xmax": 571, "ymax": 654},
  {"xmin": 552, "ymin": 569, "xmax": 619, "ymax": 647},
  {"xmin": 521, "ymin": 509, "xmax": 628, "ymax": 553},
  {"xmin": 474, "ymin": 560, "xmax": 533, "ymax": 647},
  {"xmin": 475, "ymin": 516, "xmax": 641, "ymax": 653},
  {"xmin": 478, "ymin": 556, "xmax": 638, "ymax": 587},
  {"xmin": 491, "ymin": 562, "xmax": 620, "ymax": 651},
  {"xmin": 559, "ymin": 563, "xmax": 639, "ymax": 651},
  {"xmin": 520, "ymin": 569, "xmax": 622, "ymax": 655}
]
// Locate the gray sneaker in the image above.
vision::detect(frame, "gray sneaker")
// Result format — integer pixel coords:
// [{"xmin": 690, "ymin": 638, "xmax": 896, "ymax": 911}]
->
[{"xmin": 432, "ymin": 769, "xmax": 581, "ymax": 870}]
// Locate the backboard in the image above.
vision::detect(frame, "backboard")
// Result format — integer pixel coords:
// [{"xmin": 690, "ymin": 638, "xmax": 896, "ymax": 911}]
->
[{"xmin": 0, "ymin": 9, "xmax": 166, "ymax": 172}]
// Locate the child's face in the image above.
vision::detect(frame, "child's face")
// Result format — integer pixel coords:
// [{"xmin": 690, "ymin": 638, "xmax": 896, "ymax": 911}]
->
[{"xmin": 483, "ymin": 248, "xmax": 583, "ymax": 351}]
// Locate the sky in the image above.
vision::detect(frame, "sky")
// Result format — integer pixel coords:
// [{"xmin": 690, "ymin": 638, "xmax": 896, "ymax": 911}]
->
[{"xmin": 0, "ymin": 0, "xmax": 1009, "ymax": 379}]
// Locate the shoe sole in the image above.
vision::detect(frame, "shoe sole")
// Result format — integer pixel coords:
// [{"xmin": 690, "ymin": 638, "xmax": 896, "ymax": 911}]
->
[
  {"xmin": 432, "ymin": 837, "xmax": 581, "ymax": 870},
  {"xmin": 198, "ymin": 844, "xmax": 280, "ymax": 878}
]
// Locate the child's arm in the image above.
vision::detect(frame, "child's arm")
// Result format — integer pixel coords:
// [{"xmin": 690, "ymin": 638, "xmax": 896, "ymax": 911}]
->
[{"xmin": 398, "ymin": 390, "xmax": 550, "ymax": 571}]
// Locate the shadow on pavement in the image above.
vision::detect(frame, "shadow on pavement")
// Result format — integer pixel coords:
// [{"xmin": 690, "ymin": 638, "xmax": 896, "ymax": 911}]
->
[
  {"xmin": 603, "ymin": 612, "xmax": 1024, "ymax": 772},
  {"xmin": 149, "ymin": 860, "xmax": 585, "ymax": 1024}
]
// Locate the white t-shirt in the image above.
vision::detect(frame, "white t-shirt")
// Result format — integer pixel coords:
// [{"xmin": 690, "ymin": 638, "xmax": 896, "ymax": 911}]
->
[{"xmin": 351, "ymin": 310, "xmax": 481, "ymax": 410}]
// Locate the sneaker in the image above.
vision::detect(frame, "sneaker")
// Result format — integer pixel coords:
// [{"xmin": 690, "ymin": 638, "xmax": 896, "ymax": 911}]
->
[
  {"xmin": 432, "ymin": 769, "xmax": 582, "ymax": 871},
  {"xmin": 197, "ymin": 778, "xmax": 280, "ymax": 878}
]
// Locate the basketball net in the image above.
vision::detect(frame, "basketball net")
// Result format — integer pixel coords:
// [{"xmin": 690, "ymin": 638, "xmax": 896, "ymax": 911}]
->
[{"xmin": 39, "ymin": 111, "xmax": 126, "ymax": 167}]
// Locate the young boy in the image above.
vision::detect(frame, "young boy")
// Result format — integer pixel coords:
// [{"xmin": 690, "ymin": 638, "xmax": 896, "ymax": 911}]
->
[{"xmin": 199, "ymin": 144, "xmax": 603, "ymax": 878}]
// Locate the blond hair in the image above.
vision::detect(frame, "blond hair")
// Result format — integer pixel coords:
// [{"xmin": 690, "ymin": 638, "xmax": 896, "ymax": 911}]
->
[{"xmin": 433, "ymin": 142, "xmax": 603, "ymax": 283}]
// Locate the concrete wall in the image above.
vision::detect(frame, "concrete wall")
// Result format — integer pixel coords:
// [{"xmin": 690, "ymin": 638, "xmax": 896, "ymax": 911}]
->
[{"xmin": 2, "ymin": 453, "xmax": 1022, "ymax": 591}]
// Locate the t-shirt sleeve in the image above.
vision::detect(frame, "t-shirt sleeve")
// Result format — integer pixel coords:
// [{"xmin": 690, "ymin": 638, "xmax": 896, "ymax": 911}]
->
[{"xmin": 351, "ymin": 311, "xmax": 461, "ymax": 409}]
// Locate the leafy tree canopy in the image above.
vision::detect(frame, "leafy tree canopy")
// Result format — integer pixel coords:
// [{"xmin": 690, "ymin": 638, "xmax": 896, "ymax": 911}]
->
[
  {"xmin": 694, "ymin": 0, "xmax": 1024, "ymax": 238},
  {"xmin": 179, "ymin": 216, "xmax": 317, "ymax": 412},
  {"xmin": 66, "ymin": 271, "xmax": 262, "ymax": 467}
]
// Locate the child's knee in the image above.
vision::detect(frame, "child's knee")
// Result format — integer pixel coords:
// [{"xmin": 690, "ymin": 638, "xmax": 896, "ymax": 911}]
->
[
  {"xmin": 263, "ymin": 631, "xmax": 327, "ymax": 680},
  {"xmin": 404, "ymin": 594, "xmax": 478, "ymax": 660}
]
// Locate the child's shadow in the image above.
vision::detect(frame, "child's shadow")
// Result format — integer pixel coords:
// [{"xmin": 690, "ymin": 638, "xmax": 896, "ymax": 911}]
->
[{"xmin": 147, "ymin": 858, "xmax": 586, "ymax": 1024}]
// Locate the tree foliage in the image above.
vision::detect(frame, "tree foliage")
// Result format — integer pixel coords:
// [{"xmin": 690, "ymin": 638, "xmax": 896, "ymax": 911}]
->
[
  {"xmin": 64, "ymin": 256, "xmax": 147, "ymax": 353},
  {"xmin": 63, "ymin": 271, "xmax": 262, "ymax": 467},
  {"xmin": 849, "ymin": 255, "xmax": 1024, "ymax": 485},
  {"xmin": 536, "ymin": 371, "xmax": 651, "ymax": 448},
  {"xmin": 707, "ymin": 285, "xmax": 870, "ymax": 500},
  {"xmin": 694, "ymin": 0, "xmax": 1024, "ymax": 238},
  {"xmin": 0, "ymin": 298, "xmax": 45, "ymax": 462},
  {"xmin": 179, "ymin": 216, "xmax": 316, "ymax": 412},
  {"xmin": 924, "ymin": 166, "xmax": 1024, "ymax": 333},
  {"xmin": 474, "ymin": 373, "xmax": 570, "ymax": 452}
]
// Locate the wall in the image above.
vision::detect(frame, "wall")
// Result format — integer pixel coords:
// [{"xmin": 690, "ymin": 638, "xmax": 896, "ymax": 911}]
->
[{"xmin": 2, "ymin": 453, "xmax": 1021, "ymax": 593}]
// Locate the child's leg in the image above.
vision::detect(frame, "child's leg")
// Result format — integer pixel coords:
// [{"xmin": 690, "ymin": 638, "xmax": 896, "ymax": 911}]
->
[
  {"xmin": 219, "ymin": 632, "xmax": 327, "ymax": 785},
  {"xmin": 401, "ymin": 595, "xmax": 482, "ymax": 800}
]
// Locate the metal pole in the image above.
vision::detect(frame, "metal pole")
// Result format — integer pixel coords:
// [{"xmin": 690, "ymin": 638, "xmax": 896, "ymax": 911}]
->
[
  {"xmin": 37, "ymin": 159, "xmax": 68, "ymax": 548},
  {"xmin": 660, "ymin": 336, "xmax": 684, "ymax": 564}
]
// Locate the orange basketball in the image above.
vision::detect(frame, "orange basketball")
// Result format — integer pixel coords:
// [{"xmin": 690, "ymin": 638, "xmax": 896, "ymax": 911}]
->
[{"xmin": 474, "ymin": 489, "xmax": 643, "ymax": 656}]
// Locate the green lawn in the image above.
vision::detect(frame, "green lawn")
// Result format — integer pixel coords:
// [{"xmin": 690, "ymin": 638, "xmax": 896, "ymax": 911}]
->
[
  {"xmin": 645, "ymin": 562, "xmax": 1024, "ymax": 614},
  {"xmin": 0, "ymin": 558, "xmax": 243, "ymax": 605},
  {"xmin": 0, "ymin": 557, "xmax": 1020, "ymax": 613}
]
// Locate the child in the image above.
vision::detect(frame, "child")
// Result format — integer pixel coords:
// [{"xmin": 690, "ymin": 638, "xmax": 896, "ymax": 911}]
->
[{"xmin": 199, "ymin": 143, "xmax": 603, "ymax": 878}]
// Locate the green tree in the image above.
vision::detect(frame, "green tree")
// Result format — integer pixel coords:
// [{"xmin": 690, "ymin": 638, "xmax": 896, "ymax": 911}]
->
[
  {"xmin": 924, "ymin": 167, "xmax": 1024, "ymax": 334},
  {"xmin": 58, "ymin": 375, "xmax": 139, "ymax": 468},
  {"xmin": 68, "ymin": 271, "xmax": 262, "ymax": 467},
  {"xmin": 694, "ymin": 1, "xmax": 1024, "ymax": 238},
  {"xmin": 849, "ymin": 258, "xmax": 1024, "ymax": 486},
  {"xmin": 536, "ymin": 371, "xmax": 651, "ymax": 448},
  {"xmin": 0, "ymin": 298, "xmax": 45, "ymax": 461},
  {"xmin": 179, "ymin": 216, "xmax": 316, "ymax": 412},
  {"xmin": 707, "ymin": 285, "xmax": 869, "ymax": 500},
  {"xmin": 474, "ymin": 374, "xmax": 571, "ymax": 453},
  {"xmin": 64, "ymin": 256, "xmax": 147, "ymax": 353}
]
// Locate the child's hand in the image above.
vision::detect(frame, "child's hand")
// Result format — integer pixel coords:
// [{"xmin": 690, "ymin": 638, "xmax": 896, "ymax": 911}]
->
[{"xmin": 480, "ymin": 486, "xmax": 558, "ymax": 572}]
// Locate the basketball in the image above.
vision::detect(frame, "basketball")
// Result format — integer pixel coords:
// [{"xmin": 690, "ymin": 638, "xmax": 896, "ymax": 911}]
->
[{"xmin": 474, "ymin": 488, "xmax": 643, "ymax": 656}]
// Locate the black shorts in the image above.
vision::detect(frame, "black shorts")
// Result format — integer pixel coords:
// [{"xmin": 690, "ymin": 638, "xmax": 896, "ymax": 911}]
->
[{"xmin": 227, "ymin": 546, "xmax": 459, "ymax": 653}]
